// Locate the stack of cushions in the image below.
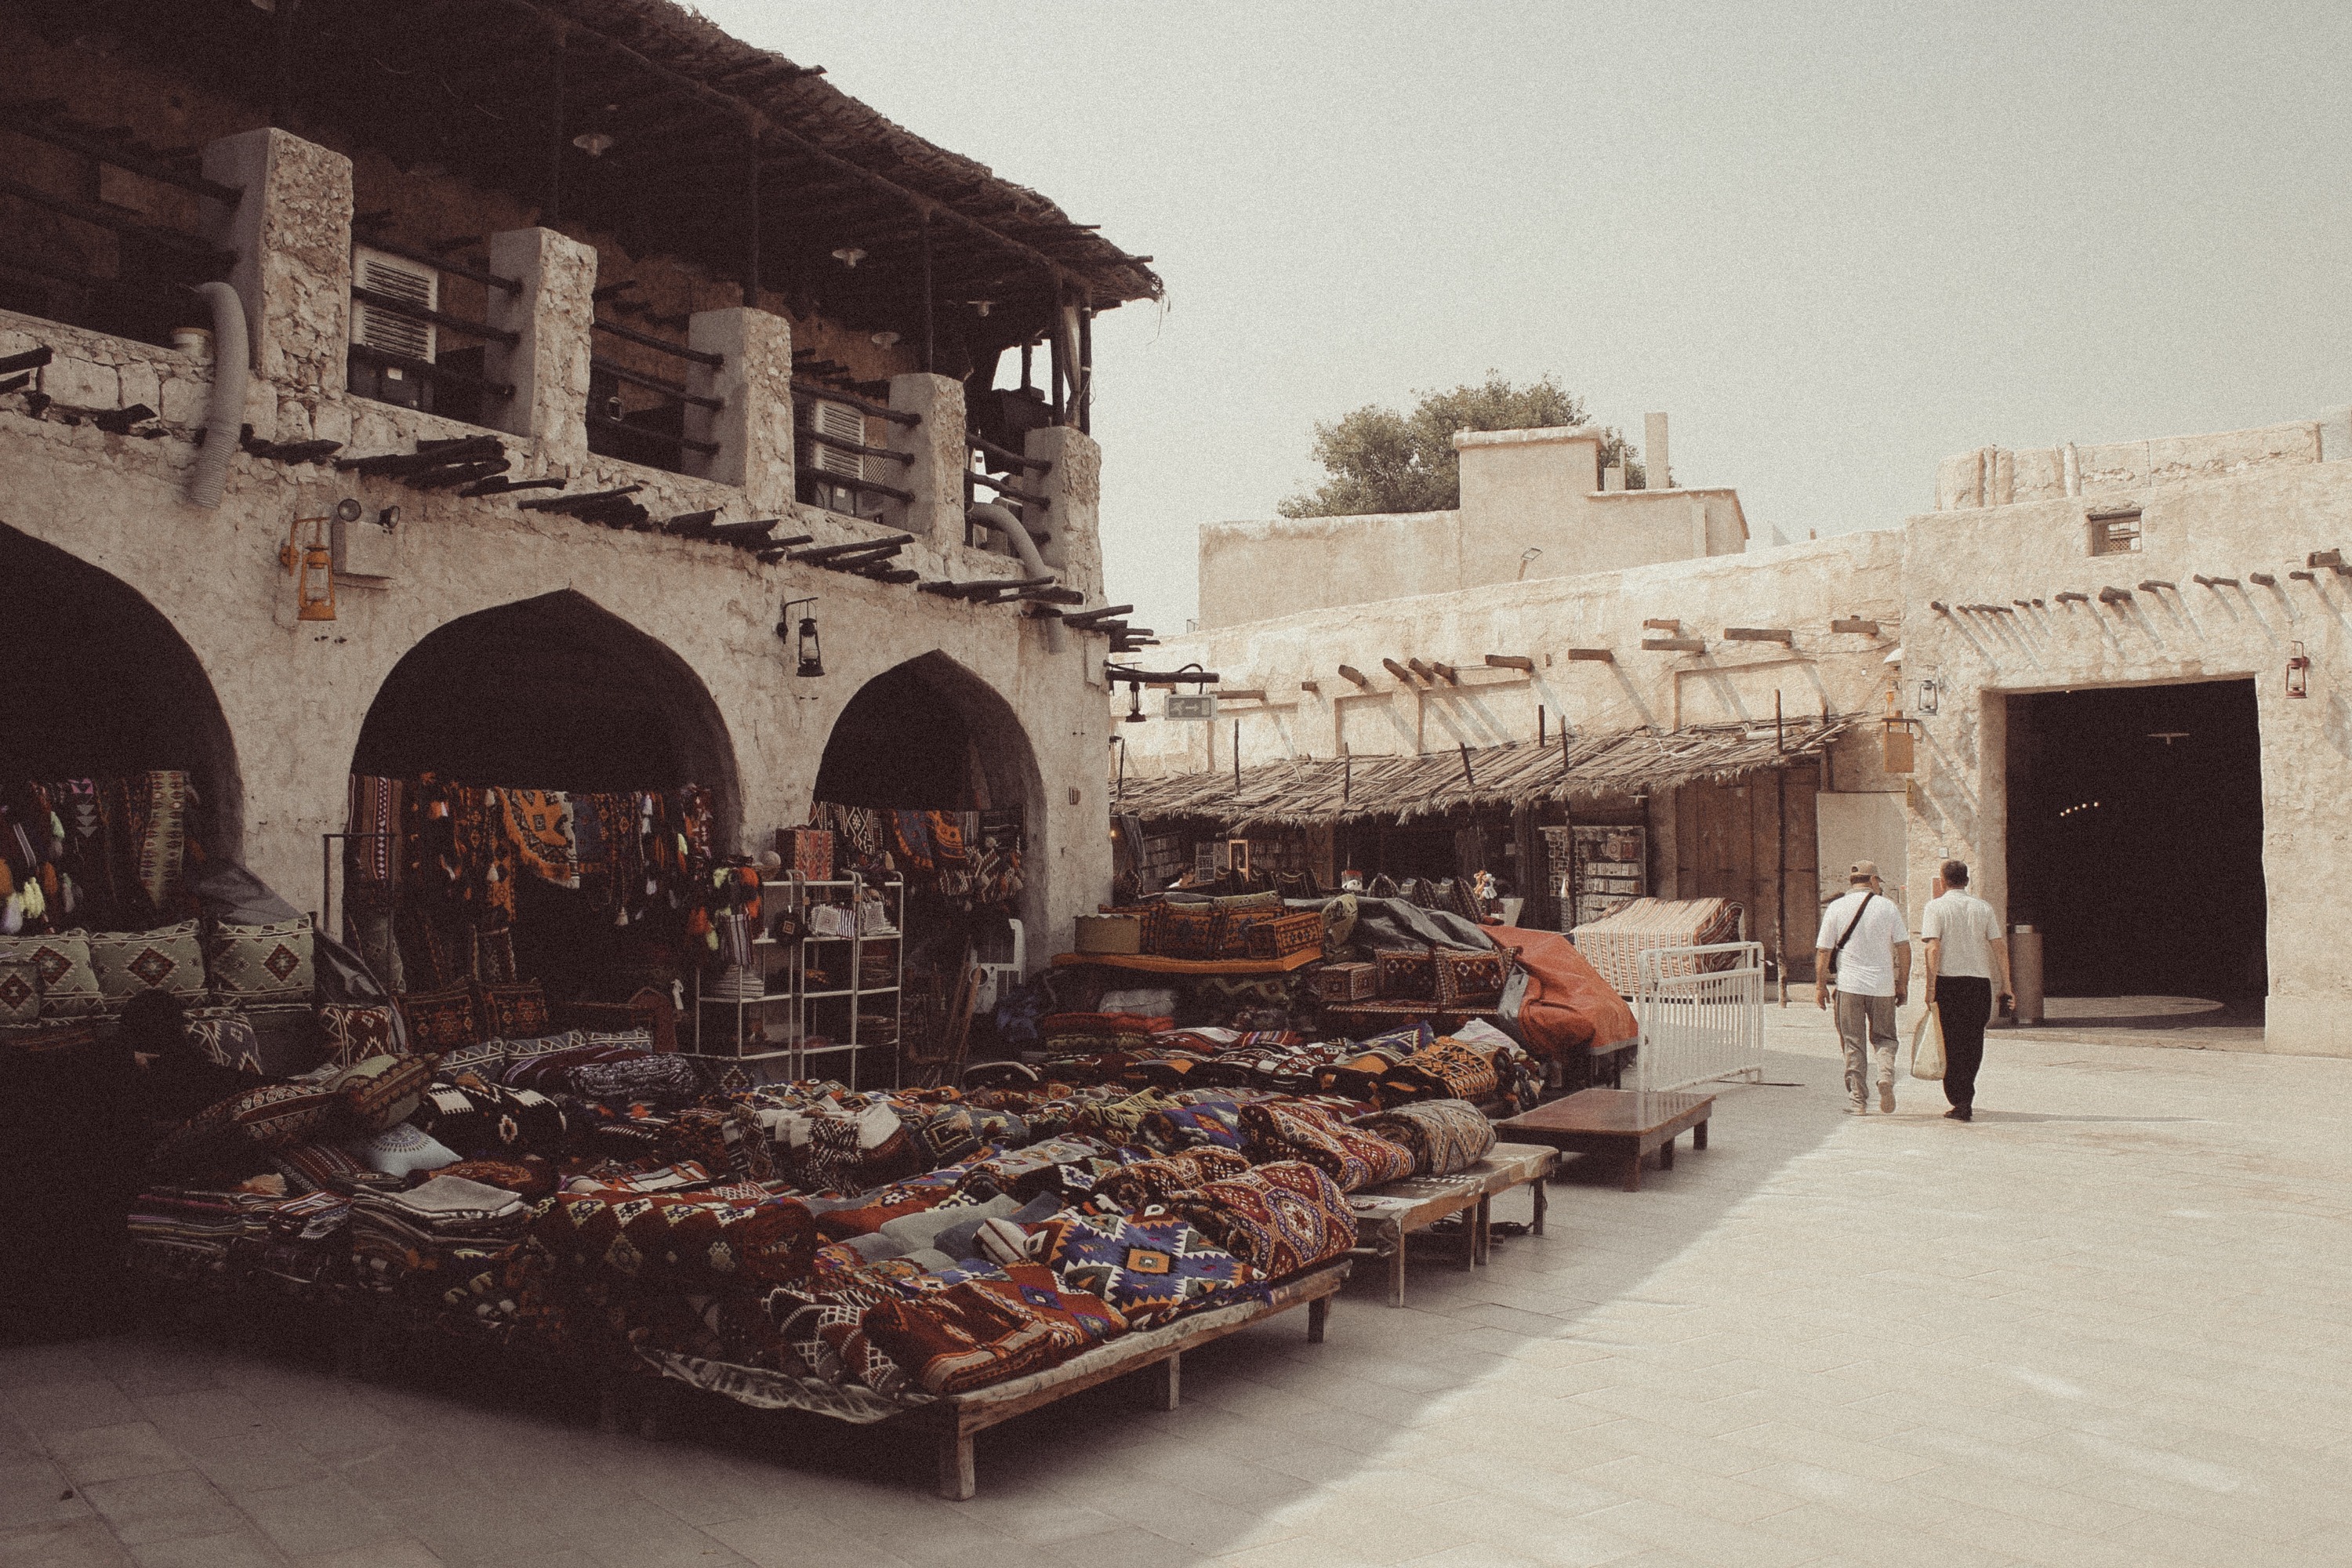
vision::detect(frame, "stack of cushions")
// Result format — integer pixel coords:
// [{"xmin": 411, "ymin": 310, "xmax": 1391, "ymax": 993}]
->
[
  {"xmin": 2, "ymin": 915, "xmax": 321, "ymax": 1022},
  {"xmin": 347, "ymin": 1174, "xmax": 529, "ymax": 1301},
  {"xmin": 1238, "ymin": 1100, "xmax": 1416, "ymax": 1191},
  {"xmin": 1352, "ymin": 1099, "xmax": 1497, "ymax": 1176},
  {"xmin": 530, "ymin": 1189, "xmax": 821, "ymax": 1293},
  {"xmin": 0, "ymin": 930, "xmax": 103, "ymax": 1018}
]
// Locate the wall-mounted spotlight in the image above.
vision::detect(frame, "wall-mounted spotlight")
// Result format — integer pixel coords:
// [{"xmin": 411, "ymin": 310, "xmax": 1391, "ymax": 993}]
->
[
  {"xmin": 777, "ymin": 597, "xmax": 823, "ymax": 677},
  {"xmin": 870, "ymin": 330, "xmax": 900, "ymax": 348},
  {"xmin": 831, "ymin": 247, "xmax": 866, "ymax": 269},
  {"xmin": 570, "ymin": 131, "xmax": 616, "ymax": 158}
]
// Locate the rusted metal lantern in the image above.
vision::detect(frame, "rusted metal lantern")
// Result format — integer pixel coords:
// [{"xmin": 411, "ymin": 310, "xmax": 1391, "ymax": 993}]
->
[
  {"xmin": 279, "ymin": 514, "xmax": 336, "ymax": 622},
  {"xmin": 2288, "ymin": 641, "xmax": 2310, "ymax": 699}
]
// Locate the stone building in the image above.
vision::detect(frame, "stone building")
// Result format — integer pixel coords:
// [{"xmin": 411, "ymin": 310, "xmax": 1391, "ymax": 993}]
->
[
  {"xmin": 1117, "ymin": 412, "xmax": 2352, "ymax": 1056},
  {"xmin": 0, "ymin": 2, "xmax": 1160, "ymax": 994}
]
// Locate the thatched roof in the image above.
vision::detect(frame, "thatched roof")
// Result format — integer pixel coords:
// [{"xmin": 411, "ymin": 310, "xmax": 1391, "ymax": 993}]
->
[
  {"xmin": 1113, "ymin": 716, "xmax": 1858, "ymax": 830},
  {"xmin": 49, "ymin": 0, "xmax": 1158, "ymax": 346}
]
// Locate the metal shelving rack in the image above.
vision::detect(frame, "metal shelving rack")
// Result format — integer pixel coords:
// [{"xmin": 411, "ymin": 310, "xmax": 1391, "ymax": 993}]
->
[{"xmin": 691, "ymin": 873, "xmax": 903, "ymax": 1088}]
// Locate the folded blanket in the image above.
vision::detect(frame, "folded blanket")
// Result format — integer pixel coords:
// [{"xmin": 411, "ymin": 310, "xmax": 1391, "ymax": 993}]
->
[{"xmin": 1353, "ymin": 1098, "xmax": 1497, "ymax": 1176}]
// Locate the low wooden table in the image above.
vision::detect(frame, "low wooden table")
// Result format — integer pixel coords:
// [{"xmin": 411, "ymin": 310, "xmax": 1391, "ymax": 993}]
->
[
  {"xmin": 1348, "ymin": 1173, "xmax": 1485, "ymax": 1305},
  {"xmin": 931, "ymin": 1259, "xmax": 1349, "ymax": 1498},
  {"xmin": 1496, "ymin": 1088, "xmax": 1713, "ymax": 1191},
  {"xmin": 1468, "ymin": 1142, "xmax": 1556, "ymax": 1261}
]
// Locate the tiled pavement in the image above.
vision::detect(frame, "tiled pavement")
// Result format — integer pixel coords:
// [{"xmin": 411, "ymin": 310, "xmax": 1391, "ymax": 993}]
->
[{"xmin": 8, "ymin": 1007, "xmax": 2351, "ymax": 1567}]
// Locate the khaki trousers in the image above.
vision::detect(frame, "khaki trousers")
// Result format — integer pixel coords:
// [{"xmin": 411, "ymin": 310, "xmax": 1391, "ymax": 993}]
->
[{"xmin": 1835, "ymin": 990, "xmax": 1898, "ymax": 1107}]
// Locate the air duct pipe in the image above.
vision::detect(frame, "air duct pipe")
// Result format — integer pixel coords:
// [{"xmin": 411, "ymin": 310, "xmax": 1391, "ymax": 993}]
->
[
  {"xmin": 186, "ymin": 281, "xmax": 249, "ymax": 509},
  {"xmin": 967, "ymin": 501, "xmax": 1065, "ymax": 652}
]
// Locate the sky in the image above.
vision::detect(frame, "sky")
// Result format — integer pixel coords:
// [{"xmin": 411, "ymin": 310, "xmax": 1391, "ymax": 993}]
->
[{"xmin": 703, "ymin": 1, "xmax": 2352, "ymax": 641}]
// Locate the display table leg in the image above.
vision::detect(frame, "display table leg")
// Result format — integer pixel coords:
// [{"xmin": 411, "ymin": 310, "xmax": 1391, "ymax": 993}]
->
[
  {"xmin": 1388, "ymin": 1230, "xmax": 1406, "ymax": 1308},
  {"xmin": 1149, "ymin": 1352, "xmax": 1182, "ymax": 1412},
  {"xmin": 1659, "ymin": 1135, "xmax": 1676, "ymax": 1171},
  {"xmin": 938, "ymin": 1425, "xmax": 977, "ymax": 1501},
  {"xmin": 1307, "ymin": 1295, "xmax": 1330, "ymax": 1344},
  {"xmin": 1532, "ymin": 1178, "xmax": 1548, "ymax": 1236},
  {"xmin": 1473, "ymin": 1195, "xmax": 1492, "ymax": 1265},
  {"xmin": 1694, "ymin": 1118, "xmax": 1709, "ymax": 1150}
]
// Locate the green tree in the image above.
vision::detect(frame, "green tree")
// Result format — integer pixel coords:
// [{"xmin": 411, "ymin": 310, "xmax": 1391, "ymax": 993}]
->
[{"xmin": 1276, "ymin": 372, "xmax": 1648, "ymax": 517}]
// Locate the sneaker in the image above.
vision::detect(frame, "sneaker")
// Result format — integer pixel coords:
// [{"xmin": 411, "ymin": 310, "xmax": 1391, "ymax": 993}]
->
[
  {"xmin": 1943, "ymin": 1106, "xmax": 1973, "ymax": 1121},
  {"xmin": 1879, "ymin": 1083, "xmax": 1896, "ymax": 1113},
  {"xmin": 1844, "ymin": 1104, "xmax": 1870, "ymax": 1116}
]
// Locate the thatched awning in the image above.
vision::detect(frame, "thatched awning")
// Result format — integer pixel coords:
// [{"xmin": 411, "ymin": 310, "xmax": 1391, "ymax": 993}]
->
[{"xmin": 1112, "ymin": 716, "xmax": 1858, "ymax": 830}]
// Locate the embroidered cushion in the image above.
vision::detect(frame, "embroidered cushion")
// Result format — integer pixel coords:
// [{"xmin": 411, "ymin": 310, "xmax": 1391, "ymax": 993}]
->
[
  {"xmin": 412, "ymin": 1080, "xmax": 569, "ymax": 1159},
  {"xmin": 437, "ymin": 1037, "xmax": 509, "ymax": 1080},
  {"xmin": 565, "ymin": 1051, "xmax": 702, "ymax": 1105},
  {"xmin": 1385, "ymin": 1038, "xmax": 1502, "ymax": 1104},
  {"xmin": 0, "ymin": 957, "xmax": 38, "ymax": 1024},
  {"xmin": 0, "ymin": 931, "xmax": 102, "ymax": 1018},
  {"xmin": 1373, "ymin": 947, "xmax": 1439, "ymax": 1001},
  {"xmin": 1238, "ymin": 1100, "xmax": 1416, "ymax": 1192},
  {"xmin": 532, "ymin": 1189, "xmax": 819, "ymax": 1292},
  {"xmin": 1209, "ymin": 890, "xmax": 1281, "ymax": 913},
  {"xmin": 317, "ymin": 1002, "xmax": 399, "ymax": 1068},
  {"xmin": 88, "ymin": 921, "xmax": 206, "ymax": 1011},
  {"xmin": 204, "ymin": 916, "xmax": 314, "ymax": 1004},
  {"xmin": 1215, "ymin": 909, "xmax": 1281, "ymax": 961},
  {"xmin": 183, "ymin": 1007, "xmax": 264, "ymax": 1074},
  {"xmin": 1178, "ymin": 1160, "xmax": 1356, "ymax": 1277},
  {"xmin": 333, "ymin": 1053, "xmax": 435, "ymax": 1134},
  {"xmin": 862, "ymin": 1263, "xmax": 1126, "ymax": 1395},
  {"xmin": 1355, "ymin": 1098, "xmax": 1497, "ymax": 1176},
  {"xmin": 472, "ymin": 981, "xmax": 550, "ymax": 1041},
  {"xmin": 1244, "ymin": 911, "xmax": 1325, "ymax": 961},
  {"xmin": 394, "ymin": 985, "xmax": 484, "ymax": 1053},
  {"xmin": 1142, "ymin": 902, "xmax": 1225, "ymax": 962},
  {"xmin": 1029, "ymin": 1211, "xmax": 1261, "ymax": 1328},
  {"xmin": 205, "ymin": 1081, "xmax": 344, "ymax": 1149},
  {"xmin": 344, "ymin": 1123, "xmax": 461, "ymax": 1178},
  {"xmin": 1435, "ymin": 946, "xmax": 1519, "ymax": 1007}
]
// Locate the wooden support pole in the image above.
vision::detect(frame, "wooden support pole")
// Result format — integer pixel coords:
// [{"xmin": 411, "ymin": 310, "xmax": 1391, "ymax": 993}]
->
[
  {"xmin": 1566, "ymin": 648, "xmax": 1615, "ymax": 662},
  {"xmin": 1338, "ymin": 664, "xmax": 1370, "ymax": 688},
  {"xmin": 1724, "ymin": 627, "xmax": 1794, "ymax": 645},
  {"xmin": 1381, "ymin": 658, "xmax": 1413, "ymax": 682},
  {"xmin": 1459, "ymin": 743, "xmax": 1475, "ymax": 789},
  {"xmin": 1538, "ymin": 706, "xmax": 1546, "ymax": 745},
  {"xmin": 921, "ymin": 210, "xmax": 935, "ymax": 375},
  {"xmin": 1485, "ymin": 654, "xmax": 1535, "ymax": 671},
  {"xmin": 1233, "ymin": 722, "xmax": 1241, "ymax": 796}
]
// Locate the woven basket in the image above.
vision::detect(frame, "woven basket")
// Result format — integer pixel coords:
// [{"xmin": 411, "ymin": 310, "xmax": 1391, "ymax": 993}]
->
[{"xmin": 1570, "ymin": 898, "xmax": 1744, "ymax": 995}]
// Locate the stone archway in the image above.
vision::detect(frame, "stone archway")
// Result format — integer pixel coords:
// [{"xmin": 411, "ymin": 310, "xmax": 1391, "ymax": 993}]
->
[
  {"xmin": 813, "ymin": 650, "xmax": 1049, "ymax": 951},
  {"xmin": 0, "ymin": 521, "xmax": 245, "ymax": 869},
  {"xmin": 351, "ymin": 589, "xmax": 740, "ymax": 834}
]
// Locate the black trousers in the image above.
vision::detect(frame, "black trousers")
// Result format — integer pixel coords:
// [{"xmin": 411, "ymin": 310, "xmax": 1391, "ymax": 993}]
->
[{"xmin": 1933, "ymin": 975, "xmax": 1992, "ymax": 1108}]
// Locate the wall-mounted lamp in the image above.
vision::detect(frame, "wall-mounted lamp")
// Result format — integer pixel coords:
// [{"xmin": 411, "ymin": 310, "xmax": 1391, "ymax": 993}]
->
[
  {"xmin": 570, "ymin": 131, "xmax": 616, "ymax": 158},
  {"xmin": 778, "ymin": 597, "xmax": 823, "ymax": 677},
  {"xmin": 870, "ymin": 330, "xmax": 900, "ymax": 348},
  {"xmin": 831, "ymin": 247, "xmax": 866, "ymax": 269},
  {"xmin": 2288, "ymin": 641, "xmax": 2310, "ymax": 699},
  {"xmin": 967, "ymin": 299, "xmax": 995, "ymax": 317},
  {"xmin": 280, "ymin": 512, "xmax": 337, "ymax": 622},
  {"xmin": 1918, "ymin": 677, "xmax": 1940, "ymax": 717}
]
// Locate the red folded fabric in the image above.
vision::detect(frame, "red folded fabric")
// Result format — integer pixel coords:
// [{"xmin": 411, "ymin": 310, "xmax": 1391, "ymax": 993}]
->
[{"xmin": 1484, "ymin": 925, "xmax": 1637, "ymax": 1059}]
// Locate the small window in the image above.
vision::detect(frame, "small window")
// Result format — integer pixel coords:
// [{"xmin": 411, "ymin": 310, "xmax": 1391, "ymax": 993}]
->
[{"xmin": 2088, "ymin": 508, "xmax": 2142, "ymax": 556}]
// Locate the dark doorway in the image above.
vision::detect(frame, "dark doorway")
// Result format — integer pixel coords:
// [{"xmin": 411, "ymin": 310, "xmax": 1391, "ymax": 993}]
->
[{"xmin": 2005, "ymin": 679, "xmax": 2264, "ymax": 1000}]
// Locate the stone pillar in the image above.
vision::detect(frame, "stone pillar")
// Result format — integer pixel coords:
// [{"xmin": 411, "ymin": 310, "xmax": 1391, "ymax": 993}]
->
[
  {"xmin": 887, "ymin": 373, "xmax": 967, "ymax": 542},
  {"xmin": 684, "ymin": 307, "xmax": 794, "ymax": 514},
  {"xmin": 199, "ymin": 128, "xmax": 353, "ymax": 428},
  {"xmin": 1644, "ymin": 412, "xmax": 1671, "ymax": 489},
  {"xmin": 485, "ymin": 227, "xmax": 595, "ymax": 470},
  {"xmin": 1602, "ymin": 464, "xmax": 1625, "ymax": 492},
  {"xmin": 1025, "ymin": 423, "xmax": 1104, "ymax": 604}
]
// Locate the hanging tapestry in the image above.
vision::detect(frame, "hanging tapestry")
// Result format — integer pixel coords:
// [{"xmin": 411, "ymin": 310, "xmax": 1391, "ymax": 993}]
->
[
  {"xmin": 502, "ymin": 789, "xmax": 579, "ymax": 889},
  {"xmin": 346, "ymin": 775, "xmax": 404, "ymax": 894},
  {"xmin": 134, "ymin": 769, "xmax": 191, "ymax": 912}
]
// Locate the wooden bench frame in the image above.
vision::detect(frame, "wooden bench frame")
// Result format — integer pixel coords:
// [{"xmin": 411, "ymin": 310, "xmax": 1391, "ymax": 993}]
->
[
  {"xmin": 929, "ymin": 1259, "xmax": 1350, "ymax": 1498},
  {"xmin": 1347, "ymin": 1176, "xmax": 1483, "ymax": 1306},
  {"xmin": 1470, "ymin": 1142, "xmax": 1556, "ymax": 1262},
  {"xmin": 1497, "ymin": 1088, "xmax": 1714, "ymax": 1192}
]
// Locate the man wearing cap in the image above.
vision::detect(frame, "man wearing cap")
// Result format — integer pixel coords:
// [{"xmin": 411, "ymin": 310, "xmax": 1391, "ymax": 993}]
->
[{"xmin": 1814, "ymin": 861, "xmax": 1911, "ymax": 1114}]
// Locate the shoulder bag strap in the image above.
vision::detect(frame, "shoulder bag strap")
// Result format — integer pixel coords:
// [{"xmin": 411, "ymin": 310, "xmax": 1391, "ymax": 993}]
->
[{"xmin": 1827, "ymin": 892, "xmax": 1875, "ymax": 978}]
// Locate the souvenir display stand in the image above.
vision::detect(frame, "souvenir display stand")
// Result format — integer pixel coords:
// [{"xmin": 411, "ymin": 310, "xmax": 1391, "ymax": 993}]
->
[{"xmin": 691, "ymin": 873, "xmax": 904, "ymax": 1087}]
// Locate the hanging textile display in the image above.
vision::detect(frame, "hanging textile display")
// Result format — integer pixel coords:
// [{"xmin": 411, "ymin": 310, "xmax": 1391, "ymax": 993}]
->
[{"xmin": 501, "ymin": 789, "xmax": 579, "ymax": 891}]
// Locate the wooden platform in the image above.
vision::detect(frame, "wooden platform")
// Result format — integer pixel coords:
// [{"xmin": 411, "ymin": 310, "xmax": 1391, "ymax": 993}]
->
[
  {"xmin": 930, "ymin": 1259, "xmax": 1350, "ymax": 1498},
  {"xmin": 1471, "ymin": 1142, "xmax": 1556, "ymax": 1261},
  {"xmin": 1051, "ymin": 947, "xmax": 1322, "ymax": 976},
  {"xmin": 1496, "ymin": 1088, "xmax": 1714, "ymax": 1191},
  {"xmin": 1347, "ymin": 1174, "xmax": 1483, "ymax": 1306}
]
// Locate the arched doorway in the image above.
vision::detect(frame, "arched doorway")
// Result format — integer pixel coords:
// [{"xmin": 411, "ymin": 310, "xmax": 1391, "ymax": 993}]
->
[
  {"xmin": 812, "ymin": 652, "xmax": 1047, "ymax": 1042},
  {"xmin": 346, "ymin": 591, "xmax": 739, "ymax": 1003},
  {"xmin": 0, "ymin": 522, "xmax": 244, "ymax": 919}
]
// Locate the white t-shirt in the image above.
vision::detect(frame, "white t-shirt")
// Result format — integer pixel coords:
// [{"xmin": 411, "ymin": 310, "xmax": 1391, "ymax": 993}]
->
[
  {"xmin": 1922, "ymin": 891, "xmax": 2002, "ymax": 981},
  {"xmin": 1815, "ymin": 888, "xmax": 1910, "ymax": 998}
]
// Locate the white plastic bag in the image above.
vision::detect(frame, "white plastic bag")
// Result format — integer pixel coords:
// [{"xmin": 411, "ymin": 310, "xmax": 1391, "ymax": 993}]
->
[{"xmin": 1911, "ymin": 1004, "xmax": 1947, "ymax": 1081}]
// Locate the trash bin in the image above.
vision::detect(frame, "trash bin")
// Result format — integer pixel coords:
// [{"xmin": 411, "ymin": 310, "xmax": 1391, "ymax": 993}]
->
[{"xmin": 2009, "ymin": 925, "xmax": 2044, "ymax": 1025}]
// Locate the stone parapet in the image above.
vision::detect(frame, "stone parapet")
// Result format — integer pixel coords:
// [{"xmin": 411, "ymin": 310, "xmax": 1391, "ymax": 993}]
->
[
  {"xmin": 485, "ymin": 227, "xmax": 596, "ymax": 469},
  {"xmin": 686, "ymin": 307, "xmax": 794, "ymax": 510}
]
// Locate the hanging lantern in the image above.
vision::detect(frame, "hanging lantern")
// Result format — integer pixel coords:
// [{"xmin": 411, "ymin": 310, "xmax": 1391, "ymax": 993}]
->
[
  {"xmin": 2287, "ymin": 641, "xmax": 2310, "ymax": 699},
  {"xmin": 776, "ymin": 597, "xmax": 822, "ymax": 677},
  {"xmin": 1123, "ymin": 681, "xmax": 1146, "ymax": 724},
  {"xmin": 279, "ymin": 515, "xmax": 336, "ymax": 622}
]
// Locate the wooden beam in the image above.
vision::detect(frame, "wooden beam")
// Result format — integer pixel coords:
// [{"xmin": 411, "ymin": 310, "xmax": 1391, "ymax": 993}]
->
[
  {"xmin": 1483, "ymin": 654, "xmax": 1535, "ymax": 672},
  {"xmin": 1406, "ymin": 658, "xmax": 1438, "ymax": 681},
  {"xmin": 1337, "ymin": 665, "xmax": 1370, "ymax": 688},
  {"xmin": 1220, "ymin": 689, "xmax": 1269, "ymax": 702},
  {"xmin": 1430, "ymin": 662, "xmax": 1461, "ymax": 683},
  {"xmin": 1829, "ymin": 617, "xmax": 1879, "ymax": 635},
  {"xmin": 1381, "ymin": 658, "xmax": 1414, "ymax": 683},
  {"xmin": 1642, "ymin": 618, "xmax": 1680, "ymax": 632},
  {"xmin": 1566, "ymin": 648, "xmax": 1616, "ymax": 662},
  {"xmin": 1724, "ymin": 627, "xmax": 1794, "ymax": 645},
  {"xmin": 1642, "ymin": 637, "xmax": 1707, "ymax": 653}
]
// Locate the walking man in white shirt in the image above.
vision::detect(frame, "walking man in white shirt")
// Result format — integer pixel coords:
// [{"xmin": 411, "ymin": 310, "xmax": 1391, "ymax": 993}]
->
[
  {"xmin": 1921, "ymin": 859, "xmax": 2012, "ymax": 1122},
  {"xmin": 1814, "ymin": 861, "xmax": 1911, "ymax": 1114}
]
